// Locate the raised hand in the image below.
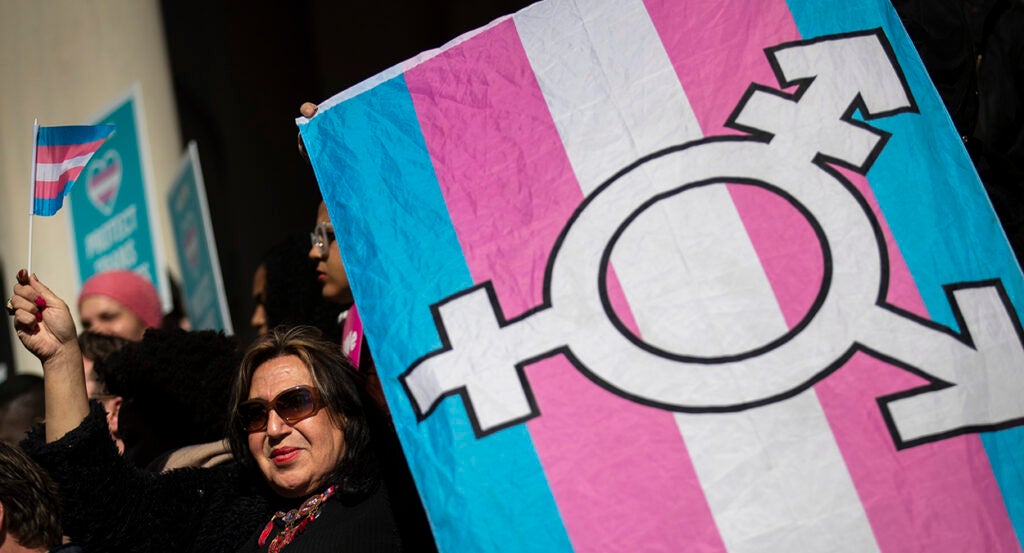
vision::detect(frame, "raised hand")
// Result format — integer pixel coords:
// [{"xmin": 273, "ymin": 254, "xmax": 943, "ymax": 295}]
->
[
  {"xmin": 9, "ymin": 271, "xmax": 78, "ymax": 364},
  {"xmin": 8, "ymin": 270, "xmax": 89, "ymax": 442},
  {"xmin": 297, "ymin": 102, "xmax": 319, "ymax": 160}
]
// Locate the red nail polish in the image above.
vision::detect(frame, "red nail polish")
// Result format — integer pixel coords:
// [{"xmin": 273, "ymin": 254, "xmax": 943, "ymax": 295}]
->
[
  {"xmin": 16, "ymin": 269, "xmax": 28, "ymax": 284},
  {"xmin": 35, "ymin": 297, "xmax": 46, "ymax": 308},
  {"xmin": 35, "ymin": 311, "xmax": 42, "ymax": 322},
  {"xmin": 33, "ymin": 324, "xmax": 39, "ymax": 333}
]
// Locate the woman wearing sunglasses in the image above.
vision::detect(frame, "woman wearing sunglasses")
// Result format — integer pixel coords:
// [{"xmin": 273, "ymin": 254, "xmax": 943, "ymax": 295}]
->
[{"xmin": 7, "ymin": 272, "xmax": 406, "ymax": 552}]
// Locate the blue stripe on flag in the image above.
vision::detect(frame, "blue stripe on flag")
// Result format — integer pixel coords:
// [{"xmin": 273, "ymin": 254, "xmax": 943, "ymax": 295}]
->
[
  {"xmin": 301, "ymin": 75, "xmax": 572, "ymax": 552},
  {"xmin": 33, "ymin": 196, "xmax": 65, "ymax": 217},
  {"xmin": 37, "ymin": 124, "xmax": 114, "ymax": 146},
  {"xmin": 789, "ymin": 0, "xmax": 1024, "ymax": 543}
]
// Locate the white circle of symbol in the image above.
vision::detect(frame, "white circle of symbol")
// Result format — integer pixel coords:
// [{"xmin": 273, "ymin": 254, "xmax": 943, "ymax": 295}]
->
[{"xmin": 548, "ymin": 139, "xmax": 886, "ymax": 410}]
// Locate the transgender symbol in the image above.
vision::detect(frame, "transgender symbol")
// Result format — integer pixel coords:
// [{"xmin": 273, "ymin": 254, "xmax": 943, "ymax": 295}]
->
[{"xmin": 401, "ymin": 29, "xmax": 1024, "ymax": 449}]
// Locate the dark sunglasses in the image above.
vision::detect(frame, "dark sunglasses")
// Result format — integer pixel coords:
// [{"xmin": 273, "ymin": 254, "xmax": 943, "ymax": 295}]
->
[{"xmin": 237, "ymin": 385, "xmax": 323, "ymax": 433}]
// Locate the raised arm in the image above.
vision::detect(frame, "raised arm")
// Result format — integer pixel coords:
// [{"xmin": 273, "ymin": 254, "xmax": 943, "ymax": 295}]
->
[{"xmin": 8, "ymin": 270, "xmax": 89, "ymax": 442}]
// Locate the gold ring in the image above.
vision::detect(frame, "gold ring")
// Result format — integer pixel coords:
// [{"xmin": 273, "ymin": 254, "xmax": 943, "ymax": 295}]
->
[{"xmin": 5, "ymin": 297, "xmax": 14, "ymax": 316}]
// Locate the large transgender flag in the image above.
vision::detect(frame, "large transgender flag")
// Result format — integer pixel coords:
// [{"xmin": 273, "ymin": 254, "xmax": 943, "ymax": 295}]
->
[{"xmin": 299, "ymin": 0, "xmax": 1024, "ymax": 551}]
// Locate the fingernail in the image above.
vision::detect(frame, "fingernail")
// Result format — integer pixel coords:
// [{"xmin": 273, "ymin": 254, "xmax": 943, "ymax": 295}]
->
[
  {"xmin": 33, "ymin": 324, "xmax": 39, "ymax": 333},
  {"xmin": 35, "ymin": 311, "xmax": 42, "ymax": 322},
  {"xmin": 35, "ymin": 297, "xmax": 46, "ymax": 308},
  {"xmin": 16, "ymin": 269, "xmax": 28, "ymax": 283}
]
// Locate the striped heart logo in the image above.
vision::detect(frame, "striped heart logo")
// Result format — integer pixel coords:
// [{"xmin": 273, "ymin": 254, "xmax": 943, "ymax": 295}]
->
[{"xmin": 85, "ymin": 149, "xmax": 122, "ymax": 216}]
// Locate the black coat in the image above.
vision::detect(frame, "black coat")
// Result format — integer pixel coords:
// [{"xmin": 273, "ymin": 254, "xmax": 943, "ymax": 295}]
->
[{"xmin": 22, "ymin": 403, "xmax": 404, "ymax": 553}]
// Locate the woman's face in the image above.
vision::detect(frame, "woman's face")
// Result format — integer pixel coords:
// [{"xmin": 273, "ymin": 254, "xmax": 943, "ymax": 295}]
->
[
  {"xmin": 250, "ymin": 264, "xmax": 268, "ymax": 335},
  {"xmin": 246, "ymin": 355, "xmax": 346, "ymax": 498},
  {"xmin": 308, "ymin": 202, "xmax": 353, "ymax": 305},
  {"xmin": 79, "ymin": 296, "xmax": 147, "ymax": 341}
]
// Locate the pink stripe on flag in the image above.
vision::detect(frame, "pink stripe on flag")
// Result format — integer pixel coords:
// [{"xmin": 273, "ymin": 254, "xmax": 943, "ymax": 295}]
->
[
  {"xmin": 34, "ymin": 173, "xmax": 78, "ymax": 200},
  {"xmin": 647, "ymin": 1, "xmax": 1019, "ymax": 550},
  {"xmin": 818, "ymin": 356, "xmax": 1021, "ymax": 552},
  {"xmin": 643, "ymin": 0, "xmax": 821, "ymax": 322},
  {"xmin": 646, "ymin": 0, "xmax": 800, "ymax": 136},
  {"xmin": 643, "ymin": 0, "xmax": 817, "ymax": 328},
  {"xmin": 405, "ymin": 18, "xmax": 722, "ymax": 552},
  {"xmin": 816, "ymin": 168, "xmax": 1021, "ymax": 553},
  {"xmin": 35, "ymin": 138, "xmax": 106, "ymax": 164}
]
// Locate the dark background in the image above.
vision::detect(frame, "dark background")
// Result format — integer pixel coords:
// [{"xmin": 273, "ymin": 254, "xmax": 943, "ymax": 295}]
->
[
  {"xmin": 159, "ymin": 0, "xmax": 533, "ymax": 344},
  {"xmin": 0, "ymin": 0, "xmax": 1019, "ymax": 374},
  {"xmin": 157, "ymin": 0, "xmax": 1021, "ymax": 348}
]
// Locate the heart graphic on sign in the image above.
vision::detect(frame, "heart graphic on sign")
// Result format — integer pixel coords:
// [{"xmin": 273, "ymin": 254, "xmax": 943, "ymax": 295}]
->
[
  {"xmin": 183, "ymin": 224, "xmax": 201, "ymax": 270},
  {"xmin": 85, "ymin": 150, "xmax": 122, "ymax": 216}
]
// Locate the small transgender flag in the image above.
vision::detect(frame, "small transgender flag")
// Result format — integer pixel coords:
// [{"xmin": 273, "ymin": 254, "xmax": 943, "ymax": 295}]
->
[{"xmin": 32, "ymin": 124, "xmax": 115, "ymax": 216}]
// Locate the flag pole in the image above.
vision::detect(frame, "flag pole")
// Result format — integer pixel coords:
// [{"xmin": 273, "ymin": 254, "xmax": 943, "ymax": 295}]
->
[{"xmin": 27, "ymin": 119, "xmax": 38, "ymax": 276}]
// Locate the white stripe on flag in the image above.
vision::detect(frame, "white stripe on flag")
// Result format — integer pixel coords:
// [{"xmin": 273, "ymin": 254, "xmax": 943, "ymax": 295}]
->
[
  {"xmin": 35, "ymin": 152, "xmax": 94, "ymax": 183},
  {"xmin": 674, "ymin": 395, "xmax": 881, "ymax": 553},
  {"xmin": 516, "ymin": 1, "xmax": 880, "ymax": 551},
  {"xmin": 514, "ymin": 0, "xmax": 703, "ymax": 191}
]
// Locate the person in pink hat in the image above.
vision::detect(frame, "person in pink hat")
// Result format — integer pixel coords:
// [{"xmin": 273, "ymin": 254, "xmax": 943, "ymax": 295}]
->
[{"xmin": 77, "ymin": 270, "xmax": 162, "ymax": 342}]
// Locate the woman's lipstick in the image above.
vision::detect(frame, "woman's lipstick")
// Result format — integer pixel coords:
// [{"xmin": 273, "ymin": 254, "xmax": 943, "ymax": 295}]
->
[{"xmin": 271, "ymin": 447, "xmax": 300, "ymax": 465}]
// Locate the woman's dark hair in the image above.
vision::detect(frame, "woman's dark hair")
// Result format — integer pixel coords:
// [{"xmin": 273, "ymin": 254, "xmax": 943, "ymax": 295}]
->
[
  {"xmin": 77, "ymin": 331, "xmax": 131, "ymax": 363},
  {"xmin": 260, "ymin": 233, "xmax": 343, "ymax": 342},
  {"xmin": 0, "ymin": 441, "xmax": 63, "ymax": 549},
  {"xmin": 77, "ymin": 332, "xmax": 130, "ymax": 396},
  {"xmin": 227, "ymin": 325, "xmax": 376, "ymax": 495},
  {"xmin": 97, "ymin": 328, "xmax": 241, "ymax": 468}
]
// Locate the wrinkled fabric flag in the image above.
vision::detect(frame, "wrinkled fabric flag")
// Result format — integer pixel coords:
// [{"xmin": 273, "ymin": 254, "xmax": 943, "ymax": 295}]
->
[
  {"xmin": 33, "ymin": 124, "xmax": 115, "ymax": 216},
  {"xmin": 299, "ymin": 0, "xmax": 1024, "ymax": 551}
]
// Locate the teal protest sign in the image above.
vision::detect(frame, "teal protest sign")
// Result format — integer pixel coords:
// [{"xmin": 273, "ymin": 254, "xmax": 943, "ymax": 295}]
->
[
  {"xmin": 167, "ymin": 142, "xmax": 232, "ymax": 333},
  {"xmin": 68, "ymin": 86, "xmax": 170, "ymax": 309}
]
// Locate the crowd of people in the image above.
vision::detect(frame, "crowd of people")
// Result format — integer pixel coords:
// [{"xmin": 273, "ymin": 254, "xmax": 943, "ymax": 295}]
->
[
  {"xmin": 0, "ymin": 102, "xmax": 434, "ymax": 553},
  {"xmin": 1, "ymin": 3, "xmax": 1020, "ymax": 549}
]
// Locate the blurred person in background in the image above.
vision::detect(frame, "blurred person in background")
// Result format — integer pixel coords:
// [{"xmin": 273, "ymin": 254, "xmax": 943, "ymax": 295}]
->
[
  {"xmin": 0, "ymin": 441, "xmax": 82, "ymax": 552},
  {"xmin": 94, "ymin": 327, "xmax": 241, "ymax": 471},
  {"xmin": 251, "ymin": 233, "xmax": 342, "ymax": 343},
  {"xmin": 77, "ymin": 270, "xmax": 162, "ymax": 341},
  {"xmin": 78, "ymin": 332, "xmax": 129, "ymax": 453},
  {"xmin": 0, "ymin": 375, "xmax": 44, "ymax": 447},
  {"xmin": 308, "ymin": 201, "xmax": 355, "ymax": 309}
]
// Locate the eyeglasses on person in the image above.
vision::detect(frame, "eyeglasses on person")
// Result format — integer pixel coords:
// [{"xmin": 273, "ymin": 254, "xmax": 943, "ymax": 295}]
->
[
  {"xmin": 309, "ymin": 221, "xmax": 335, "ymax": 257},
  {"xmin": 237, "ymin": 385, "xmax": 324, "ymax": 432}
]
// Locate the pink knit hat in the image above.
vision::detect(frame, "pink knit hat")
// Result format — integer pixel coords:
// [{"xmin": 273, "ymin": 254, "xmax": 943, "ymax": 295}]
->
[{"xmin": 78, "ymin": 270, "xmax": 163, "ymax": 329}]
